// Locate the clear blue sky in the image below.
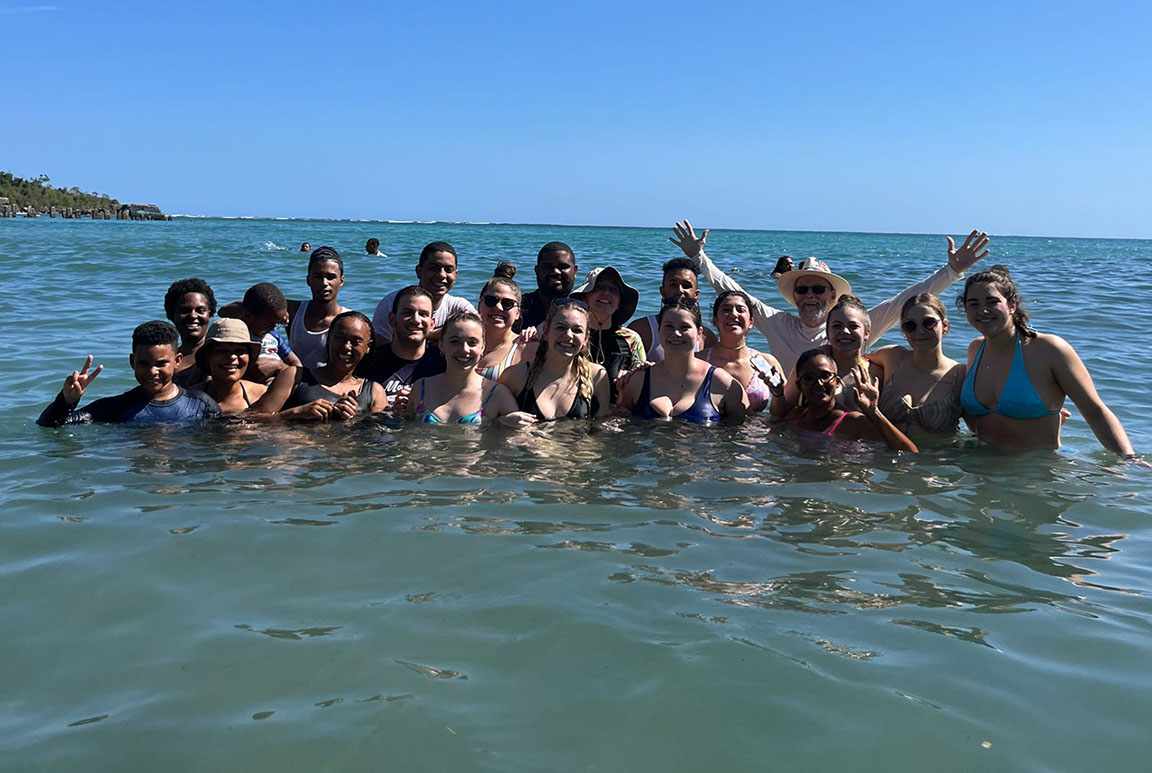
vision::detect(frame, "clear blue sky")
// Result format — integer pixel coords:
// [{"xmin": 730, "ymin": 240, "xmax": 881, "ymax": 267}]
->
[{"xmin": 4, "ymin": 1, "xmax": 1151, "ymax": 237}]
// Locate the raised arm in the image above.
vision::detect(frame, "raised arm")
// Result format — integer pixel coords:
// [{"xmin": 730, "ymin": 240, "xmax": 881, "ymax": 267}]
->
[
  {"xmin": 867, "ymin": 231, "xmax": 989, "ymax": 341},
  {"xmin": 670, "ymin": 220, "xmax": 785, "ymax": 326},
  {"xmin": 37, "ymin": 355, "xmax": 104, "ymax": 427}
]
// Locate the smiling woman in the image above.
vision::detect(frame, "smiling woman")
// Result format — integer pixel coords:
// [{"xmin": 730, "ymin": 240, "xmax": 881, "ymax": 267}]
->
[
  {"xmin": 279, "ymin": 311, "xmax": 387, "ymax": 421},
  {"xmin": 959, "ymin": 266, "xmax": 1140, "ymax": 459},
  {"xmin": 405, "ymin": 311, "xmax": 523, "ymax": 425},
  {"xmin": 164, "ymin": 277, "xmax": 217, "ymax": 379}
]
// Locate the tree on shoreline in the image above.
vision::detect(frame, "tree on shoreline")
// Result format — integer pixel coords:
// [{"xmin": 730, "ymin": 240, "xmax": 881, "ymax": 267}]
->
[{"xmin": 0, "ymin": 171, "xmax": 121, "ymax": 212}]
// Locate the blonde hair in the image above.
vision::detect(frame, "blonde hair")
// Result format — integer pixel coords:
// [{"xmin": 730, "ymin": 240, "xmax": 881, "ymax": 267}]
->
[{"xmin": 526, "ymin": 301, "xmax": 594, "ymax": 402}]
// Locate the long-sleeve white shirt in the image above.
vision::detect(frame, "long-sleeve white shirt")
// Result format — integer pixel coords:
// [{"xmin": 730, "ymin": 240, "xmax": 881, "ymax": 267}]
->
[{"xmin": 692, "ymin": 249, "xmax": 964, "ymax": 372}]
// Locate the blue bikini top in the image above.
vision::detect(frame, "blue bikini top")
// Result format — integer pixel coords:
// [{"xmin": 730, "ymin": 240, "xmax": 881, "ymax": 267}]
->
[
  {"xmin": 415, "ymin": 380, "xmax": 496, "ymax": 424},
  {"xmin": 961, "ymin": 333, "xmax": 1059, "ymax": 420},
  {"xmin": 633, "ymin": 366, "xmax": 722, "ymax": 424}
]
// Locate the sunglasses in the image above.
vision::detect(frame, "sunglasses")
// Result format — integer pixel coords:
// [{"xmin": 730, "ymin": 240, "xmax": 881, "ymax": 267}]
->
[
  {"xmin": 901, "ymin": 317, "xmax": 941, "ymax": 333},
  {"xmin": 797, "ymin": 371, "xmax": 838, "ymax": 387},
  {"xmin": 552, "ymin": 297, "xmax": 589, "ymax": 311},
  {"xmin": 794, "ymin": 285, "xmax": 828, "ymax": 296},
  {"xmin": 483, "ymin": 295, "xmax": 519, "ymax": 310}
]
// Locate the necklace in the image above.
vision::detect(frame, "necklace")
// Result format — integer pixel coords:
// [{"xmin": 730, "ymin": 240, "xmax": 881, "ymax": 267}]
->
[{"xmin": 715, "ymin": 341, "xmax": 747, "ymax": 352}]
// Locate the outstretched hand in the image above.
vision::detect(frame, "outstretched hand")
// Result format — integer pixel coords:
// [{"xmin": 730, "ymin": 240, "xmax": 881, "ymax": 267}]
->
[
  {"xmin": 670, "ymin": 220, "xmax": 708, "ymax": 260},
  {"xmin": 947, "ymin": 230, "xmax": 991, "ymax": 273},
  {"xmin": 852, "ymin": 365, "xmax": 881, "ymax": 417},
  {"xmin": 62, "ymin": 355, "xmax": 103, "ymax": 405}
]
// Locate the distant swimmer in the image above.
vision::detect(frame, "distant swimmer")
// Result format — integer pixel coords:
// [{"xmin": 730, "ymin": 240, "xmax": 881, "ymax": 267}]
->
[
  {"xmin": 865, "ymin": 293, "xmax": 964, "ymax": 437},
  {"xmin": 626, "ymin": 257, "xmax": 717, "ymax": 361},
  {"xmin": 164, "ymin": 277, "xmax": 217, "ymax": 385},
  {"xmin": 771, "ymin": 256, "xmax": 794, "ymax": 278},
  {"xmin": 300, "ymin": 242, "xmax": 311, "ymax": 253},
  {"xmin": 619, "ymin": 297, "xmax": 747, "ymax": 422},
  {"xmin": 371, "ymin": 241, "xmax": 476, "ymax": 342},
  {"xmin": 670, "ymin": 219, "xmax": 991, "ymax": 373},
  {"xmin": 958, "ymin": 266, "xmax": 1145, "ymax": 463},
  {"xmin": 782, "ymin": 349, "xmax": 917, "ymax": 451},
  {"xmin": 520, "ymin": 242, "xmax": 578, "ymax": 329},
  {"xmin": 500, "ymin": 298, "xmax": 609, "ymax": 421},
  {"xmin": 366, "ymin": 238, "xmax": 387, "ymax": 258},
  {"xmin": 402, "ymin": 311, "xmax": 523, "ymax": 425},
  {"xmin": 279, "ymin": 311, "xmax": 387, "ymax": 420},
  {"xmin": 37, "ymin": 321, "xmax": 221, "ymax": 426}
]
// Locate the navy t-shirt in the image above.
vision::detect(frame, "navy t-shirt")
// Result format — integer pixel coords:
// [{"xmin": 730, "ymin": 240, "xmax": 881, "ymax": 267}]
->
[
  {"xmin": 370, "ymin": 345, "xmax": 446, "ymax": 403},
  {"xmin": 38, "ymin": 386, "xmax": 221, "ymax": 427}
]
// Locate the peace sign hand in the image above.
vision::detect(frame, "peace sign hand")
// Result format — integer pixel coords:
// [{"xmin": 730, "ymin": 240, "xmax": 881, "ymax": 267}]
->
[
  {"xmin": 62, "ymin": 355, "xmax": 103, "ymax": 406},
  {"xmin": 670, "ymin": 220, "xmax": 709, "ymax": 260},
  {"xmin": 947, "ymin": 230, "xmax": 991, "ymax": 273},
  {"xmin": 852, "ymin": 365, "xmax": 880, "ymax": 417}
]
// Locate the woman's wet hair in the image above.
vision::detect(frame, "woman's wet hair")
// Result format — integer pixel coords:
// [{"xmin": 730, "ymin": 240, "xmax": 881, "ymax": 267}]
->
[
  {"xmin": 480, "ymin": 262, "xmax": 522, "ymax": 303},
  {"xmin": 164, "ymin": 277, "xmax": 217, "ymax": 319},
  {"xmin": 442, "ymin": 310, "xmax": 485, "ymax": 338},
  {"xmin": 772, "ymin": 256, "xmax": 793, "ymax": 275},
  {"xmin": 957, "ymin": 265, "xmax": 1034, "ymax": 338},
  {"xmin": 328, "ymin": 310, "xmax": 376, "ymax": 377},
  {"xmin": 308, "ymin": 246, "xmax": 343, "ymax": 274},
  {"xmin": 828, "ymin": 294, "xmax": 871, "ymax": 330},
  {"xmin": 657, "ymin": 295, "xmax": 703, "ymax": 328},
  {"xmin": 418, "ymin": 241, "xmax": 457, "ymax": 267},
  {"xmin": 392, "ymin": 285, "xmax": 433, "ymax": 314},
  {"xmin": 795, "ymin": 347, "xmax": 835, "ymax": 374},
  {"xmin": 132, "ymin": 320, "xmax": 180, "ymax": 348},
  {"xmin": 525, "ymin": 300, "xmax": 595, "ymax": 402},
  {"xmin": 712, "ymin": 290, "xmax": 754, "ymax": 321},
  {"xmin": 901, "ymin": 292, "xmax": 947, "ymax": 322}
]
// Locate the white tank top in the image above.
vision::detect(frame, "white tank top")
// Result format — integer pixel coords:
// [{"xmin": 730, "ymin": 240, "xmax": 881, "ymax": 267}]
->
[{"xmin": 289, "ymin": 300, "xmax": 348, "ymax": 370}]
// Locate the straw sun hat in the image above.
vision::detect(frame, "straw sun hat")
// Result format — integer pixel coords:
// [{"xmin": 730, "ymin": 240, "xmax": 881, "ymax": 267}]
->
[{"xmin": 776, "ymin": 257, "xmax": 852, "ymax": 307}]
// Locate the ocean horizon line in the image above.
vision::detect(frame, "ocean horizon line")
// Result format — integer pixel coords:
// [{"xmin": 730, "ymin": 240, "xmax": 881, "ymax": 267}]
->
[{"xmin": 154, "ymin": 215, "xmax": 1150, "ymax": 243}]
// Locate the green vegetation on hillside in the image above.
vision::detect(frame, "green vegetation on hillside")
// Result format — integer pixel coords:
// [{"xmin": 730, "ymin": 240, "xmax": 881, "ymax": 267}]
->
[{"xmin": 0, "ymin": 171, "xmax": 120, "ymax": 211}]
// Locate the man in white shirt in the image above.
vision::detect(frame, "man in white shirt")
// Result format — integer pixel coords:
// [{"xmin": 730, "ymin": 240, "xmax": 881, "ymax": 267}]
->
[
  {"xmin": 669, "ymin": 220, "xmax": 989, "ymax": 372},
  {"xmin": 372, "ymin": 241, "xmax": 476, "ymax": 342}
]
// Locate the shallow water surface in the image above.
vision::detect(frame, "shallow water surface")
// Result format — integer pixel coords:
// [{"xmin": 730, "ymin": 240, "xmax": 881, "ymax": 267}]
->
[{"xmin": 2, "ymin": 219, "xmax": 1151, "ymax": 770}]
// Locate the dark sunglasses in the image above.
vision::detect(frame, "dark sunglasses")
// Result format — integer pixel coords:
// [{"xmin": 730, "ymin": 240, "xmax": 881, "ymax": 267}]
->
[
  {"xmin": 552, "ymin": 297, "xmax": 589, "ymax": 311},
  {"xmin": 797, "ymin": 371, "xmax": 838, "ymax": 387},
  {"xmin": 793, "ymin": 284, "xmax": 828, "ymax": 296},
  {"xmin": 901, "ymin": 317, "xmax": 941, "ymax": 333},
  {"xmin": 482, "ymin": 295, "xmax": 519, "ymax": 310}
]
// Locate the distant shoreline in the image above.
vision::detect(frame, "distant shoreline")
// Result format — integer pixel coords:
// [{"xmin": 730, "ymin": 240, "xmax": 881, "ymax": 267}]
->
[{"xmin": 4, "ymin": 213, "xmax": 1147, "ymax": 242}]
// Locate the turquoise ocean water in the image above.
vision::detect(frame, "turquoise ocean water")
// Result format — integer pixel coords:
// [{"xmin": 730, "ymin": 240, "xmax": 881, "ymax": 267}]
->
[{"xmin": 2, "ymin": 217, "xmax": 1151, "ymax": 770}]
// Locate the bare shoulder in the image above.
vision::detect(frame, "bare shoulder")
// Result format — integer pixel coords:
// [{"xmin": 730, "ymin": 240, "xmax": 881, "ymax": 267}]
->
[
  {"xmin": 866, "ymin": 345, "xmax": 903, "ymax": 368},
  {"xmin": 965, "ymin": 337, "xmax": 985, "ymax": 360}
]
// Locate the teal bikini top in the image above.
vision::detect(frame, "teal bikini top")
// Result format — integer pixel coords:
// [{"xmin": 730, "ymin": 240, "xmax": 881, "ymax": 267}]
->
[
  {"xmin": 961, "ymin": 333, "xmax": 1060, "ymax": 420},
  {"xmin": 415, "ymin": 380, "xmax": 497, "ymax": 424}
]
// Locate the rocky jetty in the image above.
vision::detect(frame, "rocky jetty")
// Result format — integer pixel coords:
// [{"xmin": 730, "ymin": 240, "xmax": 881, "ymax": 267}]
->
[{"xmin": 0, "ymin": 172, "xmax": 171, "ymax": 221}]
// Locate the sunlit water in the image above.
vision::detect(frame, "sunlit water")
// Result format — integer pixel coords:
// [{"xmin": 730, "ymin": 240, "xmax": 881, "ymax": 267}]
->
[{"xmin": 2, "ymin": 218, "xmax": 1151, "ymax": 770}]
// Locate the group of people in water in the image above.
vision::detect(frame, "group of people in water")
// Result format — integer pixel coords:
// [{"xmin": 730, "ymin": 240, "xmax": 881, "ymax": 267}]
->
[{"xmin": 38, "ymin": 220, "xmax": 1144, "ymax": 463}]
